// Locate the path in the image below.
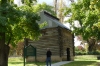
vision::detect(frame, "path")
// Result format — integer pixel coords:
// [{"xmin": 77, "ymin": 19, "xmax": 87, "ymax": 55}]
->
[{"xmin": 46, "ymin": 61, "xmax": 72, "ymax": 66}]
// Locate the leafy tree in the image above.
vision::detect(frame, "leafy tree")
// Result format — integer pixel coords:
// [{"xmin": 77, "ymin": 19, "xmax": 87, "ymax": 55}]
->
[
  {"xmin": 33, "ymin": 2, "xmax": 55, "ymax": 15},
  {"xmin": 0, "ymin": 0, "xmax": 41, "ymax": 66},
  {"xmin": 9, "ymin": 2, "xmax": 56, "ymax": 57},
  {"xmin": 64, "ymin": 0, "xmax": 100, "ymax": 52},
  {"xmin": 0, "ymin": 0, "xmax": 55, "ymax": 65}
]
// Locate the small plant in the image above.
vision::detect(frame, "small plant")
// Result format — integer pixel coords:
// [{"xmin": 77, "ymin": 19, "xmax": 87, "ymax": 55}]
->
[
  {"xmin": 75, "ymin": 46, "xmax": 87, "ymax": 55},
  {"xmin": 88, "ymin": 50, "xmax": 100, "ymax": 55}
]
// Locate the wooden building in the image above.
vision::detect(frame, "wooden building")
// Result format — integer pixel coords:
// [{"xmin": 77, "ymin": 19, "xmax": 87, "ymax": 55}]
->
[{"xmin": 25, "ymin": 11, "xmax": 74, "ymax": 62}]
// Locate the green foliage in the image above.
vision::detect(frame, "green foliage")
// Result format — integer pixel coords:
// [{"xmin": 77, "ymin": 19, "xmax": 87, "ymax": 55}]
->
[
  {"xmin": 64, "ymin": 0, "xmax": 100, "ymax": 40},
  {"xmin": 75, "ymin": 47, "xmax": 100, "ymax": 55},
  {"xmin": 75, "ymin": 51, "xmax": 87, "ymax": 55},
  {"xmin": 0, "ymin": 3, "xmax": 40, "ymax": 46},
  {"xmin": 33, "ymin": 2, "xmax": 55, "ymax": 16},
  {"xmin": 21, "ymin": 0, "xmax": 37, "ymax": 4},
  {"xmin": 88, "ymin": 50, "xmax": 100, "ymax": 55},
  {"xmin": 0, "ymin": 0, "xmax": 55, "ymax": 47},
  {"xmin": 75, "ymin": 46, "xmax": 87, "ymax": 55}
]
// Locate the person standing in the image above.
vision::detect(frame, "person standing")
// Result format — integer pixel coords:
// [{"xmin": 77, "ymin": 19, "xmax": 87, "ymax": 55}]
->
[{"xmin": 46, "ymin": 48, "xmax": 52, "ymax": 66}]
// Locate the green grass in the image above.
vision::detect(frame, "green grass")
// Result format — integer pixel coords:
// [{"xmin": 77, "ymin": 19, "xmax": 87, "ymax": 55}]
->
[
  {"xmin": 8, "ymin": 57, "xmax": 45, "ymax": 66},
  {"xmin": 9, "ymin": 55, "xmax": 100, "ymax": 66},
  {"xmin": 62, "ymin": 55, "xmax": 100, "ymax": 66},
  {"xmin": 62, "ymin": 61, "xmax": 97, "ymax": 66},
  {"xmin": 75, "ymin": 55, "xmax": 98, "ymax": 61}
]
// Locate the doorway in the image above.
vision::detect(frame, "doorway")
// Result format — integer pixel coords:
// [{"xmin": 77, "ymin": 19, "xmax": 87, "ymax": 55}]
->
[{"xmin": 66, "ymin": 48, "xmax": 70, "ymax": 61}]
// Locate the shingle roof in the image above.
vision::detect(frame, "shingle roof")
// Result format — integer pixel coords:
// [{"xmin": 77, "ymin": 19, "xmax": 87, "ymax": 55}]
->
[{"xmin": 43, "ymin": 11, "xmax": 71, "ymax": 31}]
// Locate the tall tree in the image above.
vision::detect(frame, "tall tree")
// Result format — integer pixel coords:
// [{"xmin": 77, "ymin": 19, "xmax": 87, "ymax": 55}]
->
[
  {"xmin": 0, "ymin": 0, "xmax": 40, "ymax": 66},
  {"xmin": 64, "ymin": 0, "xmax": 100, "ymax": 52},
  {"xmin": 53, "ymin": 0, "xmax": 74, "ymax": 23},
  {"xmin": 0, "ymin": 0, "xmax": 55, "ymax": 65}
]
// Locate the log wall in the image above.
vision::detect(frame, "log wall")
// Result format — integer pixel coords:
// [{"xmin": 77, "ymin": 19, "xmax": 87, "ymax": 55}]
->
[
  {"xmin": 26, "ymin": 27, "xmax": 74, "ymax": 62},
  {"xmin": 59, "ymin": 27, "xmax": 74, "ymax": 61}
]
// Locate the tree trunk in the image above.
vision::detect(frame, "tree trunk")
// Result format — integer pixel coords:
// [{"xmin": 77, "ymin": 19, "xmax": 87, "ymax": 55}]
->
[
  {"xmin": 54, "ymin": 0, "xmax": 57, "ymax": 15},
  {"xmin": 0, "ymin": 45, "xmax": 10, "ymax": 66},
  {"xmin": 0, "ymin": 33, "xmax": 10, "ymax": 66},
  {"xmin": 0, "ymin": 0, "xmax": 10, "ymax": 66},
  {"xmin": 87, "ymin": 38, "xmax": 96, "ymax": 52}
]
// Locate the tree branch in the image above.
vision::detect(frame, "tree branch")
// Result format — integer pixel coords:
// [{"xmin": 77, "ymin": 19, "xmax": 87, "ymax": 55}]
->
[{"xmin": 7, "ymin": 33, "xmax": 12, "ymax": 45}]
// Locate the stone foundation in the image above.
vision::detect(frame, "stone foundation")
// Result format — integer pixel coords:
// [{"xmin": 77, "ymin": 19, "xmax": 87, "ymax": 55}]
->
[
  {"xmin": 26, "ymin": 55, "xmax": 74, "ymax": 62},
  {"xmin": 26, "ymin": 55, "xmax": 62, "ymax": 62}
]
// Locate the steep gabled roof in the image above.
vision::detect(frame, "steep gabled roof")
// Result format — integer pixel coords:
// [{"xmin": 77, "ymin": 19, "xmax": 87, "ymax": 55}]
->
[
  {"xmin": 44, "ymin": 11, "xmax": 59, "ymax": 21},
  {"xmin": 39, "ymin": 11, "xmax": 71, "ymax": 31}
]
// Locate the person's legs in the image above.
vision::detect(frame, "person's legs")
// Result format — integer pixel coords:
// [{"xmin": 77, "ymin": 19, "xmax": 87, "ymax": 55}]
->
[
  {"xmin": 46, "ymin": 58, "xmax": 49, "ymax": 66},
  {"xmin": 49, "ymin": 59, "xmax": 51, "ymax": 66},
  {"xmin": 48, "ymin": 57, "xmax": 51, "ymax": 66}
]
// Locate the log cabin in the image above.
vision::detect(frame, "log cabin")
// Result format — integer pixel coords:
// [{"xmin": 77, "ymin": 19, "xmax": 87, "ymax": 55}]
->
[{"xmin": 24, "ymin": 11, "xmax": 74, "ymax": 62}]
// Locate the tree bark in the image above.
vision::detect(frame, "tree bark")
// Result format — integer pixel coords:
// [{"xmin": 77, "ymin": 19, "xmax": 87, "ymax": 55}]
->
[
  {"xmin": 0, "ymin": 33, "xmax": 10, "ymax": 66},
  {"xmin": 0, "ymin": 0, "xmax": 11, "ymax": 66},
  {"xmin": 0, "ymin": 33, "xmax": 5, "ymax": 66},
  {"xmin": 0, "ymin": 45, "xmax": 10, "ymax": 66},
  {"xmin": 54, "ymin": 0, "xmax": 57, "ymax": 15}
]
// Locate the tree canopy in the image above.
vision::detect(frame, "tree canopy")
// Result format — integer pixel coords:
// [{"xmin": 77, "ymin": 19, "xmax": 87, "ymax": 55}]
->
[
  {"xmin": 0, "ymin": 4, "xmax": 40, "ymax": 47},
  {"xmin": 0, "ymin": 0, "xmax": 56, "ymax": 66},
  {"xmin": 0, "ymin": 0, "xmax": 55, "ymax": 47},
  {"xmin": 64, "ymin": 0, "xmax": 100, "ymax": 52},
  {"xmin": 65, "ymin": 0, "xmax": 100, "ymax": 40}
]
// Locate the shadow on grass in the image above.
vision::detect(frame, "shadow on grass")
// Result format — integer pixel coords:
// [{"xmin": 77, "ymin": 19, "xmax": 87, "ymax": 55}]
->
[
  {"xmin": 9, "ymin": 61, "xmax": 45, "ymax": 66},
  {"xmin": 27, "ymin": 62, "xmax": 45, "ymax": 66},
  {"xmin": 62, "ymin": 61, "xmax": 97, "ymax": 66},
  {"xmin": 9, "ymin": 62, "xmax": 23, "ymax": 64}
]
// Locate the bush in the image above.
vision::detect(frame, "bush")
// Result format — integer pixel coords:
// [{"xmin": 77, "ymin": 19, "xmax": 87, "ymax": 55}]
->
[
  {"xmin": 75, "ymin": 51, "xmax": 87, "ymax": 55},
  {"xmin": 88, "ymin": 51, "xmax": 100, "ymax": 55},
  {"xmin": 9, "ymin": 41, "xmax": 24, "ymax": 56},
  {"xmin": 75, "ymin": 46, "xmax": 87, "ymax": 55}
]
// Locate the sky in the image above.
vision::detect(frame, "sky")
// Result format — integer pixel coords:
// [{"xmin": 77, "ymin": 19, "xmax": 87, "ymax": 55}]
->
[
  {"xmin": 14, "ymin": 0, "xmax": 53, "ymax": 6},
  {"xmin": 14, "ymin": 0, "xmax": 72, "ymax": 7},
  {"xmin": 38, "ymin": 0, "xmax": 78, "ymax": 6},
  {"xmin": 38, "ymin": 0, "xmax": 53, "ymax": 5},
  {"xmin": 14, "ymin": 0, "xmax": 22, "ymax": 6},
  {"xmin": 38, "ymin": 0, "xmax": 72, "ymax": 6}
]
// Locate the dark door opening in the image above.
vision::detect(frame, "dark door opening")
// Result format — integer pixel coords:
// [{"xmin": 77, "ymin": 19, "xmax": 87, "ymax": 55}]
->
[{"xmin": 66, "ymin": 48, "xmax": 70, "ymax": 61}]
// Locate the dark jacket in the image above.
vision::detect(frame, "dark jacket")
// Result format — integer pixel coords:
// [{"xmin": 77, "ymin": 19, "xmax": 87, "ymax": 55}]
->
[{"xmin": 46, "ymin": 50, "xmax": 52, "ymax": 57}]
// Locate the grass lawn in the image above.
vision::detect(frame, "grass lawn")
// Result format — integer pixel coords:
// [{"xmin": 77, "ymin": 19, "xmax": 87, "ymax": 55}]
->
[
  {"xmin": 62, "ymin": 55, "xmax": 100, "ymax": 66},
  {"xmin": 8, "ymin": 55, "xmax": 100, "ymax": 66},
  {"xmin": 8, "ymin": 57, "xmax": 46, "ymax": 66}
]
